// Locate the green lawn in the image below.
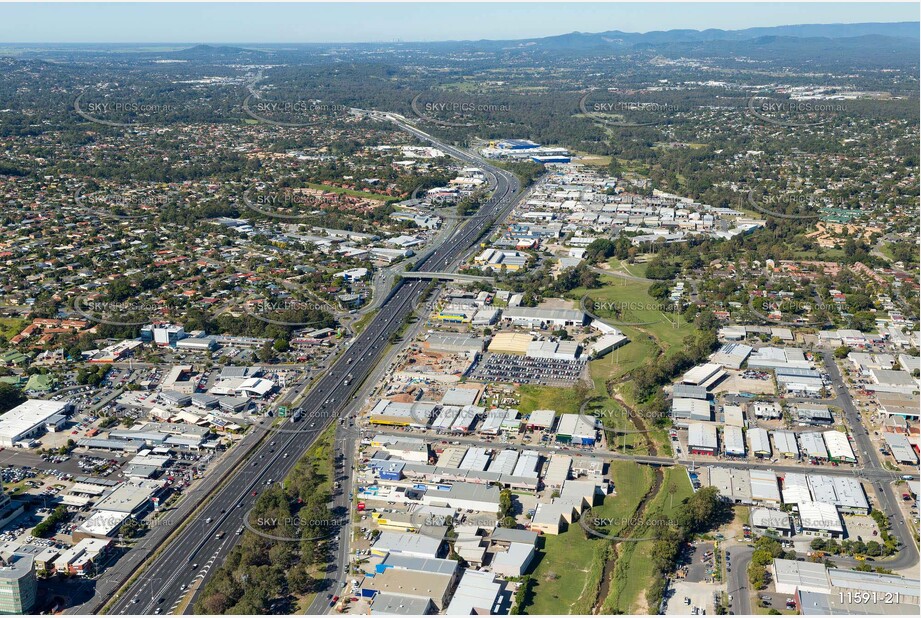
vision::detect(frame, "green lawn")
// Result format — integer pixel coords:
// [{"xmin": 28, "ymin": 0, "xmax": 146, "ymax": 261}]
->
[{"xmin": 523, "ymin": 462, "xmax": 653, "ymax": 615}]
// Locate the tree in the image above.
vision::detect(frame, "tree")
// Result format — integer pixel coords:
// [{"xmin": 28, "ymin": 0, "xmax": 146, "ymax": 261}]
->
[{"xmin": 834, "ymin": 345, "xmax": 851, "ymax": 359}]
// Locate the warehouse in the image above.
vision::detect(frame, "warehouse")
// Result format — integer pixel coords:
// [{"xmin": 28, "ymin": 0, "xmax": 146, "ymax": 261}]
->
[
  {"xmin": 795, "ymin": 404, "xmax": 833, "ymax": 426},
  {"xmin": 672, "ymin": 397, "xmax": 712, "ymax": 422},
  {"xmin": 723, "ymin": 404, "xmax": 744, "ymax": 427},
  {"xmin": 459, "ymin": 447, "xmax": 491, "ymax": 472},
  {"xmin": 773, "ymin": 559, "xmax": 831, "ymax": 595},
  {"xmin": 806, "ymin": 475, "xmax": 869, "ymax": 514},
  {"xmin": 450, "ymin": 406, "xmax": 482, "ymax": 433},
  {"xmin": 526, "ymin": 339, "xmax": 581, "ymax": 361},
  {"xmin": 543, "ymin": 454, "xmax": 572, "ymax": 489},
  {"xmin": 431, "ymin": 406, "xmax": 460, "ymax": 432},
  {"xmin": 370, "ymin": 400, "xmax": 437, "ymax": 428},
  {"xmin": 500, "ymin": 307, "xmax": 587, "ymax": 328},
  {"xmin": 555, "ymin": 414, "xmax": 596, "ymax": 445},
  {"xmin": 710, "ymin": 343, "xmax": 753, "ymax": 370},
  {"xmin": 681, "ymin": 363, "xmax": 726, "ymax": 387},
  {"xmin": 781, "ymin": 473, "xmax": 813, "ymax": 506},
  {"xmin": 525, "ymin": 409, "xmax": 555, "ymax": 431},
  {"xmin": 486, "ymin": 450, "xmax": 519, "ymax": 475},
  {"xmin": 425, "ymin": 332, "xmax": 485, "ymax": 355},
  {"xmin": 748, "ymin": 428, "xmax": 772, "ymax": 458},
  {"xmin": 672, "ymin": 384, "xmax": 708, "ymax": 400},
  {"xmin": 445, "ymin": 569, "xmax": 504, "ymax": 615},
  {"xmin": 707, "ymin": 467, "xmax": 751, "ymax": 504},
  {"xmin": 722, "ymin": 425, "xmax": 746, "ymax": 457},
  {"xmin": 868, "ymin": 368, "xmax": 918, "ymax": 395},
  {"xmin": 487, "ymin": 332, "xmax": 533, "ymax": 355},
  {"xmin": 772, "ymin": 431, "xmax": 799, "ymax": 459},
  {"xmin": 441, "ymin": 388, "xmax": 479, "ymax": 407},
  {"xmin": 478, "ymin": 408, "xmax": 512, "ymax": 435},
  {"xmin": 883, "ymin": 432, "xmax": 918, "ymax": 464},
  {"xmin": 797, "ymin": 501, "xmax": 843, "ymax": 538},
  {"xmin": 798, "ymin": 432, "xmax": 828, "ymax": 460},
  {"xmin": 822, "ymin": 430, "xmax": 856, "ymax": 463},
  {"xmin": 750, "ymin": 469, "xmax": 782, "ymax": 505},
  {"xmin": 0, "ymin": 399, "xmax": 72, "ymax": 448},
  {"xmin": 512, "ymin": 451, "xmax": 541, "ymax": 478},
  {"xmin": 688, "ymin": 423, "xmax": 718, "ymax": 455},
  {"xmin": 750, "ymin": 507, "xmax": 793, "ymax": 537},
  {"xmin": 422, "ymin": 482, "xmax": 500, "ymax": 513},
  {"xmin": 372, "ymin": 532, "xmax": 444, "ymax": 560}
]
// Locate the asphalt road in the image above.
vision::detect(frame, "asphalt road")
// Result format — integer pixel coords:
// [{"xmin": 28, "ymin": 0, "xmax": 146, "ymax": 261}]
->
[
  {"xmin": 92, "ymin": 115, "xmax": 521, "ymax": 616},
  {"xmin": 726, "ymin": 545, "xmax": 753, "ymax": 615},
  {"xmin": 820, "ymin": 351, "xmax": 919, "ymax": 572}
]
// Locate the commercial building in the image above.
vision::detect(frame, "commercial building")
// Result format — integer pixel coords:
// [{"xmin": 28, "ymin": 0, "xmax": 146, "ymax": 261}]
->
[
  {"xmin": 795, "ymin": 404, "xmax": 833, "ymax": 426},
  {"xmin": 501, "ymin": 307, "xmax": 588, "ymax": 328},
  {"xmin": 749, "ymin": 469, "xmax": 782, "ymax": 505},
  {"xmin": 672, "ymin": 398, "xmax": 712, "ymax": 422},
  {"xmin": 487, "ymin": 332, "xmax": 533, "ymax": 355},
  {"xmin": 797, "ymin": 501, "xmax": 843, "ymax": 537},
  {"xmin": 0, "ymin": 553, "xmax": 36, "ymax": 614},
  {"xmin": 0, "ymin": 399, "xmax": 71, "ymax": 448},
  {"xmin": 772, "ymin": 431, "xmax": 799, "ymax": 459},
  {"xmin": 798, "ymin": 432, "xmax": 828, "ymax": 460},
  {"xmin": 750, "ymin": 508, "xmax": 793, "ymax": 537},
  {"xmin": 883, "ymin": 432, "xmax": 918, "ymax": 464},
  {"xmin": 526, "ymin": 339, "xmax": 581, "ymax": 361},
  {"xmin": 822, "ymin": 431, "xmax": 856, "ymax": 463},
  {"xmin": 445, "ymin": 569, "xmax": 504, "ymax": 615},
  {"xmin": 369, "ymin": 400, "xmax": 437, "ymax": 428},
  {"xmin": 751, "ymin": 402, "xmax": 782, "ymax": 419},
  {"xmin": 688, "ymin": 423, "xmax": 718, "ymax": 455},
  {"xmin": 710, "ymin": 343, "xmax": 753, "ymax": 370},
  {"xmin": 773, "ymin": 559, "xmax": 831, "ymax": 595},
  {"xmin": 748, "ymin": 428, "xmax": 772, "ymax": 458},
  {"xmin": 681, "ymin": 363, "xmax": 726, "ymax": 387},
  {"xmin": 555, "ymin": 414, "xmax": 596, "ymax": 445},
  {"xmin": 722, "ymin": 425, "xmax": 746, "ymax": 457}
]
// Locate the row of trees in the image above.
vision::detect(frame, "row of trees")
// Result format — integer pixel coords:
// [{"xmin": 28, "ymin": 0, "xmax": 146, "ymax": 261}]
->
[{"xmin": 194, "ymin": 434, "xmax": 336, "ymax": 614}]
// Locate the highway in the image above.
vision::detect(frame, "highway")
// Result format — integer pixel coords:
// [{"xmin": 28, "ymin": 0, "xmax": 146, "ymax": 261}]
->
[{"xmin": 94, "ymin": 115, "xmax": 521, "ymax": 616}]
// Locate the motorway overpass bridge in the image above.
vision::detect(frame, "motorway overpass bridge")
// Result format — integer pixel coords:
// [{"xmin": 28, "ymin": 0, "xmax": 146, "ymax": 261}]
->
[{"xmin": 400, "ymin": 271, "xmax": 495, "ymax": 283}]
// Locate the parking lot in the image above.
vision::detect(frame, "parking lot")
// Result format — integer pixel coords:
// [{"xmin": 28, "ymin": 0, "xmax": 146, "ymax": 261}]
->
[
  {"xmin": 468, "ymin": 353, "xmax": 586, "ymax": 385},
  {"xmin": 664, "ymin": 580, "xmax": 720, "ymax": 615}
]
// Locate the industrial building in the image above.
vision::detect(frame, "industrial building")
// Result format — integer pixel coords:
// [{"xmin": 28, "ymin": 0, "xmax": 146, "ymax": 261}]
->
[
  {"xmin": 681, "ymin": 363, "xmax": 726, "ymax": 387},
  {"xmin": 798, "ymin": 432, "xmax": 828, "ymax": 460},
  {"xmin": 772, "ymin": 431, "xmax": 800, "ymax": 459},
  {"xmin": 748, "ymin": 428, "xmax": 772, "ymax": 458},
  {"xmin": 672, "ymin": 398, "xmax": 712, "ymax": 422},
  {"xmin": 750, "ymin": 507, "xmax": 793, "ymax": 537},
  {"xmin": 797, "ymin": 501, "xmax": 843, "ymax": 537},
  {"xmin": 883, "ymin": 432, "xmax": 918, "ymax": 464},
  {"xmin": 0, "ymin": 399, "xmax": 71, "ymax": 448},
  {"xmin": 822, "ymin": 431, "xmax": 856, "ymax": 463},
  {"xmin": 500, "ymin": 306, "xmax": 587, "ymax": 328},
  {"xmin": 688, "ymin": 423, "xmax": 718, "ymax": 455},
  {"xmin": 722, "ymin": 425, "xmax": 746, "ymax": 456},
  {"xmin": 555, "ymin": 414, "xmax": 596, "ymax": 445}
]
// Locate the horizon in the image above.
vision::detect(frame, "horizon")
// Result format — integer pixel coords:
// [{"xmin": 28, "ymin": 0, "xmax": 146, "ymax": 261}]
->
[{"xmin": 0, "ymin": 2, "xmax": 918, "ymax": 44}]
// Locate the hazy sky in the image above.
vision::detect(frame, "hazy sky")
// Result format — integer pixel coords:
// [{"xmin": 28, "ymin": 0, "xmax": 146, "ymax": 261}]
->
[{"xmin": 0, "ymin": 2, "xmax": 916, "ymax": 44}]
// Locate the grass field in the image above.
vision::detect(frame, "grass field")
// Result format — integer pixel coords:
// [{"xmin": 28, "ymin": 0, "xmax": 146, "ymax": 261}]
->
[
  {"xmin": 518, "ymin": 385, "xmax": 583, "ymax": 415},
  {"xmin": 523, "ymin": 462, "xmax": 654, "ymax": 615},
  {"xmin": 0, "ymin": 317, "xmax": 27, "ymax": 340},
  {"xmin": 600, "ymin": 466, "xmax": 694, "ymax": 614}
]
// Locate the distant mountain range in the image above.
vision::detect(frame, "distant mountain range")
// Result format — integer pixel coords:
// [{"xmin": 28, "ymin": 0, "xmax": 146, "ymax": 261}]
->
[{"xmin": 493, "ymin": 21, "xmax": 919, "ymax": 49}]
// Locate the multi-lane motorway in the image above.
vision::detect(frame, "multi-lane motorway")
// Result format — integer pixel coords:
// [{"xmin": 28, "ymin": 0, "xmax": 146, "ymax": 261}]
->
[{"xmin": 95, "ymin": 116, "xmax": 520, "ymax": 616}]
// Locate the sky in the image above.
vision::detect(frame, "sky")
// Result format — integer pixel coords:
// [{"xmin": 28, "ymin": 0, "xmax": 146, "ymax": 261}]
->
[{"xmin": 0, "ymin": 2, "xmax": 917, "ymax": 44}]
